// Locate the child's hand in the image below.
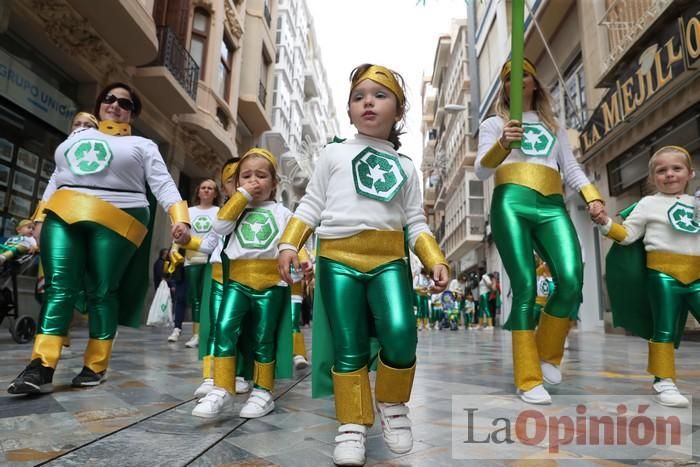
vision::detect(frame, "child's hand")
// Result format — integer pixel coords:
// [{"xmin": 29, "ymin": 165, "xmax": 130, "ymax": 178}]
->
[
  {"xmin": 171, "ymin": 222, "xmax": 190, "ymax": 243},
  {"xmin": 300, "ymin": 260, "xmax": 314, "ymax": 281},
  {"xmin": 278, "ymin": 249, "xmax": 300, "ymax": 285},
  {"xmin": 240, "ymin": 180, "xmax": 260, "ymax": 198},
  {"xmin": 499, "ymin": 120, "xmax": 523, "ymax": 148},
  {"xmin": 430, "ymin": 264, "xmax": 449, "ymax": 293}
]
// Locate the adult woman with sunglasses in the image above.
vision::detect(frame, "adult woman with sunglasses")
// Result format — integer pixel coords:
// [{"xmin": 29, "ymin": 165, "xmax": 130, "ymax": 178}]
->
[{"xmin": 8, "ymin": 82, "xmax": 191, "ymax": 395}]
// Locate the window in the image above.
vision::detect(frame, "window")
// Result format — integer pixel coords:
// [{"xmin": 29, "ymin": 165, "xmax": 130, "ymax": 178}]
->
[
  {"xmin": 217, "ymin": 34, "xmax": 234, "ymax": 100},
  {"xmin": 467, "ymin": 179, "xmax": 485, "ymax": 235},
  {"xmin": 550, "ymin": 55, "xmax": 586, "ymax": 130},
  {"xmin": 190, "ymin": 8, "xmax": 210, "ymax": 80},
  {"xmin": 259, "ymin": 51, "xmax": 271, "ymax": 106}
]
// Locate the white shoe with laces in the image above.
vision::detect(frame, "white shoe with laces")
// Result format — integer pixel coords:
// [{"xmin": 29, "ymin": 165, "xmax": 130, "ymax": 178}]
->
[
  {"xmin": 332, "ymin": 423, "xmax": 367, "ymax": 466},
  {"xmin": 541, "ymin": 361, "xmax": 562, "ymax": 385},
  {"xmin": 239, "ymin": 388, "xmax": 275, "ymax": 418},
  {"xmin": 167, "ymin": 327, "xmax": 181, "ymax": 342},
  {"xmin": 185, "ymin": 334, "xmax": 199, "ymax": 348},
  {"xmin": 653, "ymin": 378, "xmax": 689, "ymax": 408},
  {"xmin": 293, "ymin": 354, "xmax": 309, "ymax": 370},
  {"xmin": 517, "ymin": 384, "xmax": 552, "ymax": 405},
  {"xmin": 376, "ymin": 401, "xmax": 413, "ymax": 454},
  {"xmin": 235, "ymin": 376, "xmax": 251, "ymax": 394},
  {"xmin": 194, "ymin": 378, "xmax": 214, "ymax": 399},
  {"xmin": 191, "ymin": 387, "xmax": 231, "ymax": 418}
]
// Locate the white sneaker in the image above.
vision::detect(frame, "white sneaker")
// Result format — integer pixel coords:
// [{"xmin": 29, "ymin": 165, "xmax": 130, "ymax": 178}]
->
[
  {"xmin": 333, "ymin": 424, "xmax": 367, "ymax": 466},
  {"xmin": 191, "ymin": 387, "xmax": 231, "ymax": 418},
  {"xmin": 235, "ymin": 376, "xmax": 251, "ymax": 394},
  {"xmin": 376, "ymin": 401, "xmax": 413, "ymax": 454},
  {"xmin": 194, "ymin": 378, "xmax": 214, "ymax": 399},
  {"xmin": 293, "ymin": 354, "xmax": 309, "ymax": 370},
  {"xmin": 167, "ymin": 328, "xmax": 181, "ymax": 342},
  {"xmin": 239, "ymin": 388, "xmax": 275, "ymax": 418},
  {"xmin": 185, "ymin": 334, "xmax": 199, "ymax": 348},
  {"xmin": 541, "ymin": 361, "xmax": 562, "ymax": 385},
  {"xmin": 517, "ymin": 384, "xmax": 551, "ymax": 404},
  {"xmin": 653, "ymin": 378, "xmax": 689, "ymax": 408}
]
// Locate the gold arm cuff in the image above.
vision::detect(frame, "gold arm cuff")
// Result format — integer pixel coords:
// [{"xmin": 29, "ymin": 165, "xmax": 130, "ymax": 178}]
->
[
  {"xmin": 647, "ymin": 251, "xmax": 700, "ymax": 284},
  {"xmin": 229, "ymin": 259, "xmax": 281, "ymax": 291},
  {"xmin": 45, "ymin": 190, "xmax": 147, "ymax": 246},
  {"xmin": 84, "ymin": 338, "xmax": 114, "ymax": 373},
  {"xmin": 31, "ymin": 334, "xmax": 65, "ymax": 369},
  {"xmin": 332, "ymin": 366, "xmax": 375, "ymax": 425},
  {"xmin": 579, "ymin": 183, "xmax": 604, "ymax": 204},
  {"xmin": 214, "ymin": 356, "xmax": 236, "ymax": 394},
  {"xmin": 375, "ymin": 355, "xmax": 415, "ymax": 403},
  {"xmin": 279, "ymin": 217, "xmax": 314, "ymax": 250},
  {"xmin": 298, "ymin": 247, "xmax": 310, "ymax": 263},
  {"xmin": 535, "ymin": 312, "xmax": 570, "ymax": 366},
  {"xmin": 182, "ymin": 235, "xmax": 203, "ymax": 251},
  {"xmin": 32, "ymin": 201, "xmax": 47, "ymax": 222},
  {"xmin": 253, "ymin": 360, "xmax": 275, "ymax": 392},
  {"xmin": 511, "ymin": 330, "xmax": 543, "ymax": 391},
  {"xmin": 319, "ymin": 230, "xmax": 405, "ymax": 272},
  {"xmin": 414, "ymin": 232, "xmax": 448, "ymax": 272},
  {"xmin": 606, "ymin": 223, "xmax": 628, "ymax": 243},
  {"xmin": 648, "ymin": 341, "xmax": 675, "ymax": 380},
  {"xmin": 166, "ymin": 247, "xmax": 185, "ymax": 274},
  {"xmin": 218, "ymin": 192, "xmax": 249, "ymax": 221},
  {"xmin": 481, "ymin": 140, "xmax": 511, "ymax": 169},
  {"xmin": 211, "ymin": 263, "xmax": 224, "ymax": 284},
  {"xmin": 168, "ymin": 200, "xmax": 190, "ymax": 225},
  {"xmin": 495, "ymin": 162, "xmax": 563, "ymax": 196}
]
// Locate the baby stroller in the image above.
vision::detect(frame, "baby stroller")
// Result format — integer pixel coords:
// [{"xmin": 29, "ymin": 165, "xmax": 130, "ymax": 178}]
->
[
  {"xmin": 0, "ymin": 254, "xmax": 37, "ymax": 343},
  {"xmin": 441, "ymin": 291, "xmax": 460, "ymax": 331}
]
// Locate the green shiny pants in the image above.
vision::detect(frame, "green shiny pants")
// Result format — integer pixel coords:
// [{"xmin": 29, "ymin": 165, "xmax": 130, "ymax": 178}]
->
[
  {"xmin": 292, "ymin": 301, "xmax": 302, "ymax": 333},
  {"xmin": 479, "ymin": 293, "xmax": 492, "ymax": 318},
  {"xmin": 316, "ymin": 257, "xmax": 416, "ymax": 373},
  {"xmin": 38, "ymin": 209, "xmax": 147, "ymax": 339},
  {"xmin": 491, "ymin": 184, "xmax": 583, "ymax": 330},
  {"xmin": 415, "ymin": 294, "xmax": 429, "ymax": 319},
  {"xmin": 648, "ymin": 271, "xmax": 700, "ymax": 343},
  {"xmin": 214, "ymin": 280, "xmax": 287, "ymax": 363},
  {"xmin": 206, "ymin": 279, "xmax": 224, "ymax": 356},
  {"xmin": 185, "ymin": 263, "xmax": 207, "ymax": 323}
]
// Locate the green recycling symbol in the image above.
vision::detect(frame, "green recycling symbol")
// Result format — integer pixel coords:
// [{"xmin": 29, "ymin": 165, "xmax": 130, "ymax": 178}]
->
[
  {"xmin": 192, "ymin": 215, "xmax": 213, "ymax": 234},
  {"xmin": 64, "ymin": 139, "xmax": 113, "ymax": 175},
  {"xmin": 667, "ymin": 202, "xmax": 700, "ymax": 234},
  {"xmin": 236, "ymin": 208, "xmax": 279, "ymax": 249},
  {"xmin": 352, "ymin": 147, "xmax": 407, "ymax": 202},
  {"xmin": 520, "ymin": 122, "xmax": 555, "ymax": 157}
]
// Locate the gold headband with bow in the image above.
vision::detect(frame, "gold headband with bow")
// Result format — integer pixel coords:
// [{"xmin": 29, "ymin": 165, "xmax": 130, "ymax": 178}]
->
[
  {"xmin": 500, "ymin": 59, "xmax": 538, "ymax": 82},
  {"xmin": 352, "ymin": 65, "xmax": 405, "ymax": 106}
]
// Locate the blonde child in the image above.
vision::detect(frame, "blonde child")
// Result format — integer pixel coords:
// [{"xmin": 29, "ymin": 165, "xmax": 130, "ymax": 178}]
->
[
  {"xmin": 595, "ymin": 145, "xmax": 699, "ymax": 407},
  {"xmin": 277, "ymin": 64, "xmax": 448, "ymax": 466},
  {"xmin": 70, "ymin": 112, "xmax": 98, "ymax": 131},
  {"xmin": 192, "ymin": 148, "xmax": 293, "ymax": 419},
  {"xmin": 0, "ymin": 220, "xmax": 37, "ymax": 265}
]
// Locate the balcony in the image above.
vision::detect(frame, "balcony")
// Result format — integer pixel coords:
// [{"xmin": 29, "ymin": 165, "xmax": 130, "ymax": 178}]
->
[
  {"xmin": 304, "ymin": 62, "xmax": 322, "ymax": 98},
  {"xmin": 424, "ymin": 186, "xmax": 436, "ymax": 206},
  {"xmin": 132, "ymin": 26, "xmax": 198, "ymax": 116}
]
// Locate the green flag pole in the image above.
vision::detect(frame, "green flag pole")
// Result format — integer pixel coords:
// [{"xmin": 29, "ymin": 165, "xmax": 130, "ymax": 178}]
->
[{"xmin": 510, "ymin": 0, "xmax": 525, "ymax": 149}]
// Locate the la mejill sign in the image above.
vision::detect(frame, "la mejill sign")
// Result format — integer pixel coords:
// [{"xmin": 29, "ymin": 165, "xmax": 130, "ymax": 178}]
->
[
  {"xmin": 580, "ymin": 6, "xmax": 700, "ymax": 154},
  {"xmin": 0, "ymin": 48, "xmax": 76, "ymax": 133}
]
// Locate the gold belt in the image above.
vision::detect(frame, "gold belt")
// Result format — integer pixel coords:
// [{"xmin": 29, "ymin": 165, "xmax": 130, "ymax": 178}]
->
[
  {"xmin": 211, "ymin": 263, "xmax": 223, "ymax": 284},
  {"xmin": 495, "ymin": 162, "xmax": 563, "ymax": 196},
  {"xmin": 647, "ymin": 251, "xmax": 700, "ymax": 285},
  {"xmin": 45, "ymin": 189, "xmax": 147, "ymax": 247},
  {"xmin": 229, "ymin": 259, "xmax": 281, "ymax": 291},
  {"xmin": 319, "ymin": 230, "xmax": 405, "ymax": 272}
]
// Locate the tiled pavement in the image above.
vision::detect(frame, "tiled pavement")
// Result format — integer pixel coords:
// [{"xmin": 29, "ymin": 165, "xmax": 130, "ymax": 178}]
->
[{"xmin": 1, "ymin": 323, "xmax": 699, "ymax": 466}]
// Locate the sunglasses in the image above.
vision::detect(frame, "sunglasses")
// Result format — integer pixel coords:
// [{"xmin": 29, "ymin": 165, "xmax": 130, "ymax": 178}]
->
[{"xmin": 102, "ymin": 94, "xmax": 134, "ymax": 112}]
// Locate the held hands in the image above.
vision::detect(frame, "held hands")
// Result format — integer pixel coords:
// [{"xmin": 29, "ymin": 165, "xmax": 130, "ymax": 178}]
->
[
  {"xmin": 499, "ymin": 120, "xmax": 523, "ymax": 148},
  {"xmin": 430, "ymin": 264, "xmax": 449, "ymax": 293},
  {"xmin": 278, "ymin": 249, "xmax": 299, "ymax": 285},
  {"xmin": 171, "ymin": 222, "xmax": 191, "ymax": 244},
  {"xmin": 588, "ymin": 200, "xmax": 609, "ymax": 226}
]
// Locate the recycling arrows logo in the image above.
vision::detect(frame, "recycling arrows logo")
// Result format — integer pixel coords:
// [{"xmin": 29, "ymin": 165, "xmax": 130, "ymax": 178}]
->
[
  {"xmin": 352, "ymin": 147, "xmax": 407, "ymax": 202},
  {"xmin": 64, "ymin": 139, "xmax": 113, "ymax": 175},
  {"xmin": 235, "ymin": 208, "xmax": 279, "ymax": 249},
  {"xmin": 520, "ymin": 122, "xmax": 555, "ymax": 158},
  {"xmin": 192, "ymin": 215, "xmax": 213, "ymax": 234},
  {"xmin": 667, "ymin": 202, "xmax": 700, "ymax": 234}
]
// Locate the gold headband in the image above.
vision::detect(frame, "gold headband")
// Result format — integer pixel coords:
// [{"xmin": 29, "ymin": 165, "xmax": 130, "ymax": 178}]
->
[
  {"xmin": 352, "ymin": 65, "xmax": 405, "ymax": 105},
  {"xmin": 654, "ymin": 145, "xmax": 692, "ymax": 165},
  {"xmin": 222, "ymin": 162, "xmax": 238, "ymax": 183},
  {"xmin": 239, "ymin": 147, "xmax": 277, "ymax": 170},
  {"xmin": 500, "ymin": 60, "xmax": 538, "ymax": 81},
  {"xmin": 74, "ymin": 112, "xmax": 98, "ymax": 128}
]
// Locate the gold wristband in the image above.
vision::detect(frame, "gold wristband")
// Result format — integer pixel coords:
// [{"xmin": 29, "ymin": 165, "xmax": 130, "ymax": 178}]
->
[
  {"xmin": 481, "ymin": 139, "xmax": 510, "ymax": 169},
  {"xmin": 580, "ymin": 184, "xmax": 604, "ymax": 204},
  {"xmin": 182, "ymin": 235, "xmax": 203, "ymax": 251},
  {"xmin": 168, "ymin": 200, "xmax": 190, "ymax": 225},
  {"xmin": 218, "ymin": 192, "xmax": 249, "ymax": 221},
  {"xmin": 606, "ymin": 223, "xmax": 628, "ymax": 243},
  {"xmin": 279, "ymin": 217, "xmax": 314, "ymax": 251},
  {"xmin": 32, "ymin": 200, "xmax": 47, "ymax": 222},
  {"xmin": 414, "ymin": 232, "xmax": 448, "ymax": 272}
]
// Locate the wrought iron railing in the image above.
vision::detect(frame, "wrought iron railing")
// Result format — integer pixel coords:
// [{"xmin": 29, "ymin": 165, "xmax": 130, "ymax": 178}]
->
[{"xmin": 154, "ymin": 26, "xmax": 199, "ymax": 100}]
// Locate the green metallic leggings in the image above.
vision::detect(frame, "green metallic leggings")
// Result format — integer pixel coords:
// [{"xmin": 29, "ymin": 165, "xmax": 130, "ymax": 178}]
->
[
  {"xmin": 214, "ymin": 280, "xmax": 287, "ymax": 363},
  {"xmin": 317, "ymin": 258, "xmax": 416, "ymax": 372},
  {"xmin": 206, "ymin": 279, "xmax": 224, "ymax": 356},
  {"xmin": 491, "ymin": 184, "xmax": 583, "ymax": 330},
  {"xmin": 292, "ymin": 301, "xmax": 302, "ymax": 333},
  {"xmin": 185, "ymin": 263, "xmax": 207, "ymax": 323},
  {"xmin": 415, "ymin": 294, "xmax": 429, "ymax": 319},
  {"xmin": 648, "ymin": 271, "xmax": 700, "ymax": 343},
  {"xmin": 479, "ymin": 293, "xmax": 492, "ymax": 318},
  {"xmin": 38, "ymin": 209, "xmax": 147, "ymax": 339}
]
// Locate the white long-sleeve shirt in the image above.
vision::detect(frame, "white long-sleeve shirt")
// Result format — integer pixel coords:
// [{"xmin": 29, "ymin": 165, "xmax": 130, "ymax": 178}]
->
[
  {"xmin": 479, "ymin": 274, "xmax": 492, "ymax": 295},
  {"xmin": 186, "ymin": 205, "xmax": 220, "ymax": 265},
  {"xmin": 600, "ymin": 193, "xmax": 699, "ymax": 256},
  {"xmin": 475, "ymin": 112, "xmax": 591, "ymax": 192},
  {"xmin": 43, "ymin": 127, "xmax": 181, "ymax": 211},
  {"xmin": 292, "ymin": 134, "xmax": 432, "ymax": 248}
]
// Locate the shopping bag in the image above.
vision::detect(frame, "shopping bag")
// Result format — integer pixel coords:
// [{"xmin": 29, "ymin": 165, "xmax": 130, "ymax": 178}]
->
[{"xmin": 146, "ymin": 280, "xmax": 173, "ymax": 326}]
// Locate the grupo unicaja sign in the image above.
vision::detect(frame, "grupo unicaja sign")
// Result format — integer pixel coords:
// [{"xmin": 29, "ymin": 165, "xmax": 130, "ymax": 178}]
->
[{"xmin": 0, "ymin": 48, "xmax": 77, "ymax": 133}]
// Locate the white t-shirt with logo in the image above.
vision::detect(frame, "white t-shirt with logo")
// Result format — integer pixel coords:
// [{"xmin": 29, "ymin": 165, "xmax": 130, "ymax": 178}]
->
[{"xmin": 186, "ymin": 205, "xmax": 220, "ymax": 266}]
